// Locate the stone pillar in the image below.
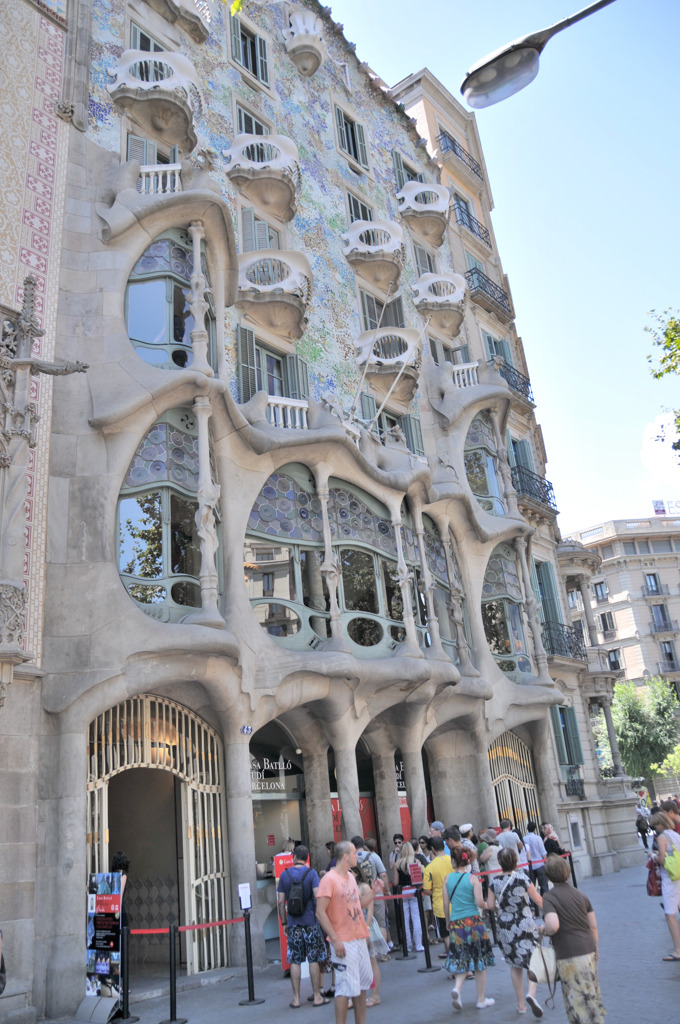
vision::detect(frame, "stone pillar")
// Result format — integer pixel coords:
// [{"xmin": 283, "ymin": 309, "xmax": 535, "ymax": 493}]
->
[
  {"xmin": 532, "ymin": 717, "xmax": 560, "ymax": 826},
  {"xmin": 578, "ymin": 576, "xmax": 599, "ymax": 647},
  {"xmin": 223, "ymin": 734, "xmax": 260, "ymax": 965},
  {"xmin": 333, "ymin": 744, "xmax": 363, "ymax": 839},
  {"xmin": 515, "ymin": 536, "xmax": 549, "ymax": 675},
  {"xmin": 489, "ymin": 406, "xmax": 519, "ymax": 516},
  {"xmin": 303, "ymin": 747, "xmax": 334, "ymax": 869},
  {"xmin": 187, "ymin": 220, "xmax": 214, "ymax": 377},
  {"xmin": 183, "ymin": 394, "xmax": 224, "ymax": 628},
  {"xmin": 471, "ymin": 730, "xmax": 499, "ymax": 828},
  {"xmin": 372, "ymin": 749, "xmax": 402, "ymax": 860},
  {"xmin": 389, "ymin": 501, "xmax": 421, "ymax": 656},
  {"xmin": 411, "ymin": 498, "xmax": 444, "ymax": 657},
  {"xmin": 402, "ymin": 748, "xmax": 428, "ymax": 835},
  {"xmin": 316, "ymin": 478, "xmax": 345, "ymax": 646},
  {"xmin": 600, "ymin": 694, "xmax": 625, "ymax": 777}
]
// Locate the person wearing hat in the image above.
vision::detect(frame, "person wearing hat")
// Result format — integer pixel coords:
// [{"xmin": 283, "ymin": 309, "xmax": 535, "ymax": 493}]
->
[
  {"xmin": 429, "ymin": 820, "xmax": 445, "ymax": 838},
  {"xmin": 460, "ymin": 825, "xmax": 477, "ymax": 853}
]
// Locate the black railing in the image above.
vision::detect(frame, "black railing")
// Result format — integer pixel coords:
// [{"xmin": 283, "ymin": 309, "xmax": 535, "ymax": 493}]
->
[
  {"xmin": 511, "ymin": 464, "xmax": 557, "ymax": 511},
  {"xmin": 464, "ymin": 267, "xmax": 512, "ymax": 315},
  {"xmin": 565, "ymin": 777, "xmax": 586, "ymax": 799},
  {"xmin": 542, "ymin": 620, "xmax": 587, "ymax": 661},
  {"xmin": 642, "ymin": 583, "xmax": 669, "ymax": 597},
  {"xmin": 495, "ymin": 360, "xmax": 534, "ymax": 402},
  {"xmin": 437, "ymin": 130, "xmax": 483, "ymax": 180},
  {"xmin": 453, "ymin": 203, "xmax": 491, "ymax": 246},
  {"xmin": 657, "ymin": 660, "xmax": 680, "ymax": 673}
]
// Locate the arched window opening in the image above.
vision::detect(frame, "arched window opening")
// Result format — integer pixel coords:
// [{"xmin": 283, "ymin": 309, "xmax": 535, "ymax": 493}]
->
[
  {"xmin": 464, "ymin": 413, "xmax": 504, "ymax": 516},
  {"xmin": 125, "ymin": 229, "xmax": 216, "ymax": 370},
  {"xmin": 482, "ymin": 543, "xmax": 531, "ymax": 676},
  {"xmin": 118, "ymin": 409, "xmax": 220, "ymax": 621}
]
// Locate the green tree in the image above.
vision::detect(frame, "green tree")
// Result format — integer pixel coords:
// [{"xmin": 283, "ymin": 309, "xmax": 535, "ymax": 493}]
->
[
  {"xmin": 611, "ymin": 676, "xmax": 679, "ymax": 782},
  {"xmin": 646, "ymin": 308, "xmax": 680, "ymax": 451}
]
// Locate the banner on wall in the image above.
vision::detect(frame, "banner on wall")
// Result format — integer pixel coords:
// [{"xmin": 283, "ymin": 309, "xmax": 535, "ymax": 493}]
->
[{"xmin": 86, "ymin": 872, "xmax": 122, "ymax": 999}]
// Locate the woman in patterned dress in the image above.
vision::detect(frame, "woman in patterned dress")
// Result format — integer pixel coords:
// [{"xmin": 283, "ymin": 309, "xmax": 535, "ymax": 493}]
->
[
  {"xmin": 487, "ymin": 847, "xmax": 544, "ymax": 1017},
  {"xmin": 443, "ymin": 845, "xmax": 496, "ymax": 1012}
]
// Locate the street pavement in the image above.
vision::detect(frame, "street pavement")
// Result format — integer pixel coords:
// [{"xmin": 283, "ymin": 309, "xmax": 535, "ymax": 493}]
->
[{"xmin": 51, "ymin": 858, "xmax": 680, "ymax": 1023}]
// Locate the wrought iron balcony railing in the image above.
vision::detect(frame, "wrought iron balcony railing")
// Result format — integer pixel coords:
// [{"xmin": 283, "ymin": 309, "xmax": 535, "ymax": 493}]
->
[
  {"xmin": 642, "ymin": 583, "xmax": 669, "ymax": 597},
  {"xmin": 453, "ymin": 203, "xmax": 491, "ymax": 247},
  {"xmin": 437, "ymin": 130, "xmax": 483, "ymax": 180},
  {"xmin": 649, "ymin": 619, "xmax": 679, "ymax": 634},
  {"xmin": 565, "ymin": 776, "xmax": 586, "ymax": 799},
  {"xmin": 602, "ymin": 628, "xmax": 617, "ymax": 641},
  {"xmin": 464, "ymin": 267, "xmax": 512, "ymax": 316},
  {"xmin": 494, "ymin": 360, "xmax": 534, "ymax": 402},
  {"xmin": 542, "ymin": 620, "xmax": 587, "ymax": 661},
  {"xmin": 657, "ymin": 659, "xmax": 680, "ymax": 674},
  {"xmin": 511, "ymin": 464, "xmax": 557, "ymax": 512}
]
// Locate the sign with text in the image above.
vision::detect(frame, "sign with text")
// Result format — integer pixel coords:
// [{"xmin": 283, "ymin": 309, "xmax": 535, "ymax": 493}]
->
[{"xmin": 86, "ymin": 873, "xmax": 122, "ymax": 999}]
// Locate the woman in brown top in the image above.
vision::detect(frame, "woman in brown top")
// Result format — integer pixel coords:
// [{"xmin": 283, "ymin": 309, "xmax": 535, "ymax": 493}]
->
[{"xmin": 541, "ymin": 854, "xmax": 604, "ymax": 1024}]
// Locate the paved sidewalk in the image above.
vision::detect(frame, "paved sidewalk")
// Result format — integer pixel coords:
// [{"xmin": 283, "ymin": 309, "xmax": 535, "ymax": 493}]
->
[{"xmin": 50, "ymin": 860, "xmax": 680, "ymax": 1023}]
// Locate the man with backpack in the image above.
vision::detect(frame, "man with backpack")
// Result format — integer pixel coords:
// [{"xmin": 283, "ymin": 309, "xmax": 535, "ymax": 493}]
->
[{"xmin": 277, "ymin": 845, "xmax": 329, "ymax": 1008}]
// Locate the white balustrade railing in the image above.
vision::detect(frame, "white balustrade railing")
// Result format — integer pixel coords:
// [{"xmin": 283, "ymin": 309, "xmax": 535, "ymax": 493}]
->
[
  {"xmin": 355, "ymin": 327, "xmax": 421, "ymax": 369},
  {"xmin": 238, "ymin": 250, "xmax": 312, "ymax": 305},
  {"xmin": 108, "ymin": 50, "xmax": 203, "ymax": 118},
  {"xmin": 396, "ymin": 181, "xmax": 450, "ymax": 215},
  {"xmin": 225, "ymin": 133, "xmax": 300, "ymax": 176},
  {"xmin": 343, "ymin": 218, "xmax": 404, "ymax": 257},
  {"xmin": 450, "ymin": 361, "xmax": 479, "ymax": 388},
  {"xmin": 267, "ymin": 395, "xmax": 309, "ymax": 429},
  {"xmin": 137, "ymin": 163, "xmax": 182, "ymax": 195},
  {"xmin": 412, "ymin": 272, "xmax": 467, "ymax": 307}
]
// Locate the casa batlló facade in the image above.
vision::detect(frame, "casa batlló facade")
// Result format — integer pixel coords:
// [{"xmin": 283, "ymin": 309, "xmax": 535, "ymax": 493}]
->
[{"xmin": 0, "ymin": 0, "xmax": 638, "ymax": 1018}]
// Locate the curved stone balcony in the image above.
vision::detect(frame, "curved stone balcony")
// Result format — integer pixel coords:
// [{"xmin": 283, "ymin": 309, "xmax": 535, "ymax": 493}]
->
[
  {"xmin": 396, "ymin": 181, "xmax": 450, "ymax": 247},
  {"xmin": 146, "ymin": 0, "xmax": 210, "ymax": 43},
  {"xmin": 107, "ymin": 50, "xmax": 202, "ymax": 153},
  {"xmin": 237, "ymin": 250, "xmax": 312, "ymax": 340},
  {"xmin": 355, "ymin": 327, "xmax": 422, "ymax": 403},
  {"xmin": 282, "ymin": 7, "xmax": 327, "ymax": 76},
  {"xmin": 412, "ymin": 272, "xmax": 466, "ymax": 337},
  {"xmin": 342, "ymin": 219, "xmax": 405, "ymax": 292},
  {"xmin": 225, "ymin": 134, "xmax": 300, "ymax": 222}
]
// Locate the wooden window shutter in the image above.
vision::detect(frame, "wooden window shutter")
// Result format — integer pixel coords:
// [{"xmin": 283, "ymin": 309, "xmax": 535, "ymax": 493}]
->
[
  {"xmin": 285, "ymin": 354, "xmax": 309, "ymax": 400},
  {"xmin": 230, "ymin": 15, "xmax": 242, "ymax": 65},
  {"xmin": 383, "ymin": 296, "xmax": 405, "ymax": 329},
  {"xmin": 359, "ymin": 392, "xmax": 377, "ymax": 422},
  {"xmin": 237, "ymin": 325, "xmax": 258, "ymax": 402},
  {"xmin": 335, "ymin": 106, "xmax": 348, "ymax": 155},
  {"xmin": 257, "ymin": 35, "xmax": 269, "ymax": 85},
  {"xmin": 127, "ymin": 134, "xmax": 152, "ymax": 164},
  {"xmin": 393, "ymin": 151, "xmax": 406, "ymax": 190},
  {"xmin": 241, "ymin": 207, "xmax": 256, "ymax": 253},
  {"xmin": 354, "ymin": 121, "xmax": 369, "ymax": 169},
  {"xmin": 549, "ymin": 707, "xmax": 569, "ymax": 765},
  {"xmin": 414, "ymin": 244, "xmax": 433, "ymax": 277},
  {"xmin": 399, "ymin": 414, "xmax": 425, "ymax": 456},
  {"xmin": 564, "ymin": 707, "xmax": 585, "ymax": 765}
]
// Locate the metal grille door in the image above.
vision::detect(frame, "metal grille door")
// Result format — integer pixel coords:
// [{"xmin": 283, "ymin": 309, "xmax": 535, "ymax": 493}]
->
[{"xmin": 487, "ymin": 731, "xmax": 540, "ymax": 832}]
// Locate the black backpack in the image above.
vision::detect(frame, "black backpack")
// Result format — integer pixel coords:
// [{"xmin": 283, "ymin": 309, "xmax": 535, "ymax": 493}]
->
[{"xmin": 285, "ymin": 867, "xmax": 311, "ymax": 917}]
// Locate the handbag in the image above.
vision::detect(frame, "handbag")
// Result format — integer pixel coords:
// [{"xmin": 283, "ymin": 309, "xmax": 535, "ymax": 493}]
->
[
  {"xmin": 665, "ymin": 847, "xmax": 680, "ymax": 882},
  {"xmin": 646, "ymin": 856, "xmax": 662, "ymax": 897},
  {"xmin": 528, "ymin": 942, "xmax": 558, "ymax": 1008}
]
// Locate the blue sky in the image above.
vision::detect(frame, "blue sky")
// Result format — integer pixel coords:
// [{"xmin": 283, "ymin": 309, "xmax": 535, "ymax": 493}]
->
[{"xmin": 333, "ymin": 0, "xmax": 680, "ymax": 535}]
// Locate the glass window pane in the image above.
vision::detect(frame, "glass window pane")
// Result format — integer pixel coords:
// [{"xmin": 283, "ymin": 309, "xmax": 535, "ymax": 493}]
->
[
  {"xmin": 119, "ymin": 494, "xmax": 163, "ymax": 578},
  {"xmin": 347, "ymin": 617, "xmax": 383, "ymax": 647},
  {"xmin": 127, "ymin": 280, "xmax": 167, "ymax": 345},
  {"xmin": 254, "ymin": 603, "xmax": 301, "ymax": 636},
  {"xmin": 300, "ymin": 549, "xmax": 328, "ymax": 610},
  {"xmin": 173, "ymin": 284, "xmax": 194, "ymax": 348},
  {"xmin": 464, "ymin": 451, "xmax": 489, "ymax": 494},
  {"xmin": 265, "ymin": 352, "xmax": 284, "ymax": 396},
  {"xmin": 381, "ymin": 559, "xmax": 403, "ymax": 620},
  {"xmin": 482, "ymin": 600, "xmax": 510, "ymax": 655},
  {"xmin": 341, "ymin": 549, "xmax": 378, "ymax": 613},
  {"xmin": 170, "ymin": 494, "xmax": 200, "ymax": 577},
  {"xmin": 507, "ymin": 602, "xmax": 525, "ymax": 653},
  {"xmin": 244, "ymin": 542, "xmax": 296, "ymax": 602}
]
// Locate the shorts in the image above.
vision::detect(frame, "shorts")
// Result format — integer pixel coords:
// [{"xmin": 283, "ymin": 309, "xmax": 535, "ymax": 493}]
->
[
  {"xmin": 287, "ymin": 923, "xmax": 327, "ymax": 965},
  {"xmin": 435, "ymin": 915, "xmax": 448, "ymax": 939},
  {"xmin": 373, "ymin": 898, "xmax": 387, "ymax": 929},
  {"xmin": 332, "ymin": 939, "xmax": 373, "ymax": 998}
]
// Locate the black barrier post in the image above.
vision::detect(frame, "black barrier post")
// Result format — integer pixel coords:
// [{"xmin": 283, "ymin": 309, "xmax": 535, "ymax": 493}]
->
[
  {"xmin": 568, "ymin": 851, "xmax": 577, "ymax": 888},
  {"xmin": 415, "ymin": 888, "xmax": 440, "ymax": 973},
  {"xmin": 159, "ymin": 924, "xmax": 187, "ymax": 1024},
  {"xmin": 393, "ymin": 894, "xmax": 416, "ymax": 961},
  {"xmin": 239, "ymin": 908, "xmax": 265, "ymax": 1006},
  {"xmin": 120, "ymin": 926, "xmax": 139, "ymax": 1023}
]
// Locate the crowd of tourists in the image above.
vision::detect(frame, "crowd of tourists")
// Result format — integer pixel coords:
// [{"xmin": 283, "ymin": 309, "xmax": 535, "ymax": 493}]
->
[
  {"xmin": 641, "ymin": 797, "xmax": 680, "ymax": 962},
  {"xmin": 276, "ymin": 819, "xmax": 604, "ymax": 1023}
]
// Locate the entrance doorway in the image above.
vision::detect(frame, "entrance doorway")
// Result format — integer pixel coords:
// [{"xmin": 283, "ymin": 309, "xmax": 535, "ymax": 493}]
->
[
  {"xmin": 86, "ymin": 694, "xmax": 229, "ymax": 973},
  {"xmin": 488, "ymin": 731, "xmax": 540, "ymax": 832}
]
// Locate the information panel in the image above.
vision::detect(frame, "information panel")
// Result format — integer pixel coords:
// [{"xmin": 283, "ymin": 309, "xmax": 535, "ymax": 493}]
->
[{"xmin": 85, "ymin": 872, "xmax": 122, "ymax": 999}]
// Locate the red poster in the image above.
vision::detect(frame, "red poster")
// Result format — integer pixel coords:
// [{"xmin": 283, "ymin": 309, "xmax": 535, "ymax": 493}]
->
[
  {"xmin": 399, "ymin": 795, "xmax": 412, "ymax": 839},
  {"xmin": 408, "ymin": 862, "xmax": 423, "ymax": 885}
]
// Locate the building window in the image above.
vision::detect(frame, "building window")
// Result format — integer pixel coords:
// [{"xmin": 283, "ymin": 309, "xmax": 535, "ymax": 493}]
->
[
  {"xmin": 393, "ymin": 151, "xmax": 424, "ymax": 190},
  {"xmin": 127, "ymin": 134, "xmax": 177, "ymax": 166},
  {"xmin": 482, "ymin": 543, "xmax": 531, "ymax": 675},
  {"xmin": 240, "ymin": 207, "xmax": 280, "ymax": 252},
  {"xmin": 623, "ymin": 541, "xmax": 637, "ymax": 554},
  {"xmin": 600, "ymin": 611, "xmax": 614, "ymax": 632},
  {"xmin": 637, "ymin": 539, "xmax": 650, "ymax": 553},
  {"xmin": 652, "ymin": 604, "xmax": 671, "ymax": 629},
  {"xmin": 608, "ymin": 648, "xmax": 622, "ymax": 671},
  {"xmin": 644, "ymin": 572, "xmax": 661, "ymax": 594},
  {"xmin": 484, "ymin": 332, "xmax": 512, "ymax": 365},
  {"xmin": 466, "ymin": 251, "xmax": 484, "ymax": 273},
  {"xmin": 347, "ymin": 192, "xmax": 373, "ymax": 224},
  {"xmin": 600, "ymin": 543, "xmax": 614, "ymax": 559},
  {"xmin": 430, "ymin": 336, "xmax": 470, "ymax": 366},
  {"xmin": 508, "ymin": 437, "xmax": 534, "ymax": 473},
  {"xmin": 118, "ymin": 409, "xmax": 215, "ymax": 619},
  {"xmin": 568, "ymin": 589, "xmax": 582, "ymax": 610},
  {"xmin": 465, "ymin": 414, "xmax": 504, "ymax": 517},
  {"xmin": 237, "ymin": 105, "xmax": 269, "ymax": 136},
  {"xmin": 334, "ymin": 105, "xmax": 369, "ymax": 170},
  {"xmin": 531, "ymin": 560, "xmax": 563, "ymax": 623},
  {"xmin": 413, "ymin": 243, "xmax": 435, "ymax": 277},
  {"xmin": 359, "ymin": 290, "xmax": 405, "ymax": 332},
  {"xmin": 358, "ymin": 394, "xmax": 424, "ymax": 457},
  {"xmin": 130, "ymin": 23, "xmax": 164, "ymax": 52},
  {"xmin": 593, "ymin": 580, "xmax": 608, "ymax": 603},
  {"xmin": 550, "ymin": 706, "xmax": 585, "ymax": 766},
  {"xmin": 236, "ymin": 326, "xmax": 309, "ymax": 406},
  {"xmin": 660, "ymin": 640, "xmax": 677, "ymax": 670},
  {"xmin": 652, "ymin": 538, "xmax": 673, "ymax": 553},
  {"xmin": 230, "ymin": 15, "xmax": 269, "ymax": 85},
  {"xmin": 125, "ymin": 231, "xmax": 216, "ymax": 371}
]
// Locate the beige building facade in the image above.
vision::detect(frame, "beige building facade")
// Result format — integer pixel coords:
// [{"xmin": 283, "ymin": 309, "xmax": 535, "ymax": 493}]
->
[{"xmin": 0, "ymin": 1, "xmax": 638, "ymax": 1020}]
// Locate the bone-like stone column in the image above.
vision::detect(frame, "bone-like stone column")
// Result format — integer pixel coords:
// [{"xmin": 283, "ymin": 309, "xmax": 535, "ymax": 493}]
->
[
  {"xmin": 223, "ymin": 733, "xmax": 260, "ymax": 965},
  {"xmin": 515, "ymin": 536, "xmax": 549, "ymax": 676},
  {"xmin": 371, "ymin": 748, "xmax": 402, "ymax": 857},
  {"xmin": 532, "ymin": 716, "xmax": 560, "ymax": 826},
  {"xmin": 313, "ymin": 465, "xmax": 345, "ymax": 646},
  {"xmin": 411, "ymin": 497, "xmax": 444, "ymax": 657},
  {"xmin": 187, "ymin": 220, "xmax": 214, "ymax": 377},
  {"xmin": 387, "ymin": 499, "xmax": 421, "ymax": 656},
  {"xmin": 489, "ymin": 406, "xmax": 519, "ymax": 516},
  {"xmin": 402, "ymin": 748, "xmax": 428, "ymax": 836},
  {"xmin": 303, "ymin": 746, "xmax": 334, "ymax": 868},
  {"xmin": 183, "ymin": 395, "xmax": 224, "ymax": 627},
  {"xmin": 333, "ymin": 744, "xmax": 363, "ymax": 840}
]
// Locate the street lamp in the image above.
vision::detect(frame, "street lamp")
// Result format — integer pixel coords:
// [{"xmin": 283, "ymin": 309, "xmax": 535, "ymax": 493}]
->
[{"xmin": 460, "ymin": 0, "xmax": 617, "ymax": 109}]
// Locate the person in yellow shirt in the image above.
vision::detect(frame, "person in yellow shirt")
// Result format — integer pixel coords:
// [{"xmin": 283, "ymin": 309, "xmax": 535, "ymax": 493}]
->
[{"xmin": 422, "ymin": 836, "xmax": 453, "ymax": 955}]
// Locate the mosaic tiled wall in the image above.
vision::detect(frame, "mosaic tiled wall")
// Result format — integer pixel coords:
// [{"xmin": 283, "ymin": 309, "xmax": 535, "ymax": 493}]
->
[
  {"xmin": 0, "ymin": 1, "xmax": 69, "ymax": 660},
  {"xmin": 87, "ymin": 0, "xmax": 454, "ymax": 407}
]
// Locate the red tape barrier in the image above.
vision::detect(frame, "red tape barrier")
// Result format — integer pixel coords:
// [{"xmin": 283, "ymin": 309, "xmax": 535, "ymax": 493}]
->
[{"xmin": 131, "ymin": 916, "xmax": 245, "ymax": 936}]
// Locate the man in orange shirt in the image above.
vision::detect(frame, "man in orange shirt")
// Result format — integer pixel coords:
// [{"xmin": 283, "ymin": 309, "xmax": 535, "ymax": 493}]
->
[{"xmin": 316, "ymin": 840, "xmax": 372, "ymax": 1024}]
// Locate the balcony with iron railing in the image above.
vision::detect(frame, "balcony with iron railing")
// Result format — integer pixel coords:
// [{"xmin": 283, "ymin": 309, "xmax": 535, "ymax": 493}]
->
[
  {"xmin": 342, "ymin": 219, "xmax": 404, "ymax": 292},
  {"xmin": 511, "ymin": 464, "xmax": 557, "ymax": 513},
  {"xmin": 437, "ymin": 130, "xmax": 484, "ymax": 184},
  {"xmin": 542, "ymin": 620, "xmax": 587, "ymax": 661},
  {"xmin": 107, "ymin": 50, "xmax": 202, "ymax": 152},
  {"xmin": 602, "ymin": 628, "xmax": 617, "ymax": 641},
  {"xmin": 657, "ymin": 659, "xmax": 680, "ymax": 674},
  {"xmin": 563, "ymin": 766, "xmax": 586, "ymax": 799},
  {"xmin": 412, "ymin": 272, "xmax": 466, "ymax": 337},
  {"xmin": 396, "ymin": 181, "xmax": 450, "ymax": 247},
  {"xmin": 236, "ymin": 250, "xmax": 312, "ymax": 340},
  {"xmin": 453, "ymin": 203, "xmax": 491, "ymax": 247},
  {"xmin": 225, "ymin": 133, "xmax": 300, "ymax": 222},
  {"xmin": 465, "ymin": 267, "xmax": 513, "ymax": 321},
  {"xmin": 642, "ymin": 583, "xmax": 670, "ymax": 598},
  {"xmin": 494, "ymin": 360, "xmax": 534, "ymax": 403},
  {"xmin": 649, "ymin": 619, "xmax": 679, "ymax": 635}
]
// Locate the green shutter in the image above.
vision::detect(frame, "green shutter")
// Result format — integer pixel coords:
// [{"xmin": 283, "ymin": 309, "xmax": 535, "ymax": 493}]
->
[
  {"xmin": 335, "ymin": 106, "xmax": 348, "ymax": 155},
  {"xmin": 399, "ymin": 414, "xmax": 425, "ymax": 456},
  {"xmin": 537, "ymin": 561, "xmax": 563, "ymax": 624},
  {"xmin": 564, "ymin": 707, "xmax": 584, "ymax": 765},
  {"xmin": 383, "ymin": 296, "xmax": 405, "ymax": 329},
  {"xmin": 360, "ymin": 393, "xmax": 377, "ymax": 422},
  {"xmin": 360, "ymin": 290, "xmax": 380, "ymax": 331},
  {"xmin": 549, "ymin": 706, "xmax": 569, "ymax": 765},
  {"xmin": 429, "ymin": 337, "xmax": 440, "ymax": 365},
  {"xmin": 127, "ymin": 134, "xmax": 153, "ymax": 164},
  {"xmin": 530, "ymin": 559, "xmax": 545, "ymax": 624},
  {"xmin": 354, "ymin": 121, "xmax": 369, "ymax": 169},
  {"xmin": 393, "ymin": 151, "xmax": 406, "ymax": 190},
  {"xmin": 514, "ymin": 439, "xmax": 534, "ymax": 471},
  {"xmin": 257, "ymin": 35, "xmax": 269, "ymax": 85},
  {"xmin": 230, "ymin": 15, "xmax": 242, "ymax": 65},
  {"xmin": 285, "ymin": 354, "xmax": 309, "ymax": 401},
  {"xmin": 458, "ymin": 343, "xmax": 470, "ymax": 363},
  {"xmin": 237, "ymin": 325, "xmax": 258, "ymax": 402},
  {"xmin": 499, "ymin": 338, "xmax": 513, "ymax": 366},
  {"xmin": 241, "ymin": 207, "xmax": 256, "ymax": 253},
  {"xmin": 414, "ymin": 244, "xmax": 433, "ymax": 277}
]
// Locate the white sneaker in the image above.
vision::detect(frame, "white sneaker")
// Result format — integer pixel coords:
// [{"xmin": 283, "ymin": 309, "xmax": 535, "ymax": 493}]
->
[
  {"xmin": 451, "ymin": 990, "xmax": 463, "ymax": 1012},
  {"xmin": 476, "ymin": 998, "xmax": 495, "ymax": 1009}
]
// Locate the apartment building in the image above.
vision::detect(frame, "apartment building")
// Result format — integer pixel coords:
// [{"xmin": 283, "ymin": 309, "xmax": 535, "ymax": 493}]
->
[{"xmin": 0, "ymin": 1, "xmax": 637, "ymax": 1018}]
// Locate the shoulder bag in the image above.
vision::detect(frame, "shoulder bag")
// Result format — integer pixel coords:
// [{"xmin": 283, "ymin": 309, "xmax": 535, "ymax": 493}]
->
[
  {"xmin": 528, "ymin": 941, "xmax": 558, "ymax": 1007},
  {"xmin": 646, "ymin": 856, "xmax": 662, "ymax": 897}
]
